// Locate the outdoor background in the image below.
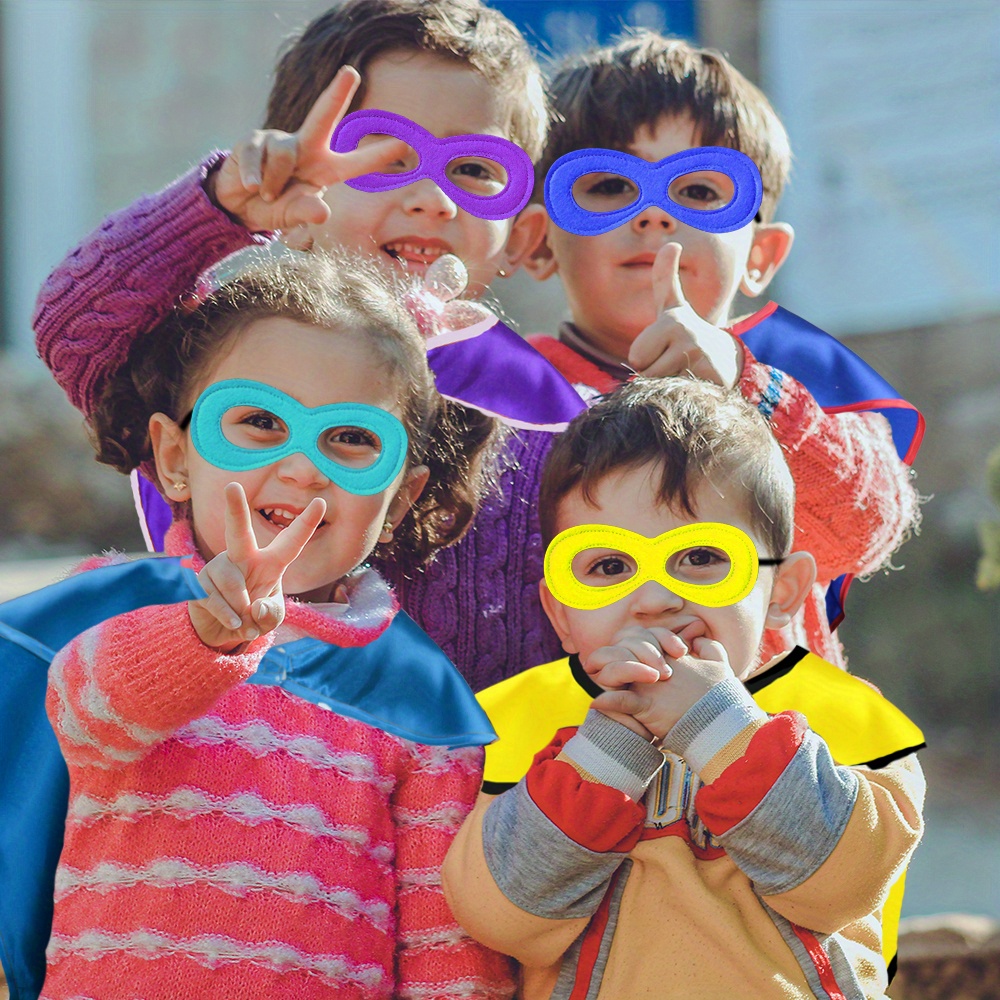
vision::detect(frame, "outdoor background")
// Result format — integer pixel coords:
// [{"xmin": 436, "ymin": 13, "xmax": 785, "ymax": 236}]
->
[{"xmin": 1, "ymin": 0, "xmax": 997, "ymax": 923}]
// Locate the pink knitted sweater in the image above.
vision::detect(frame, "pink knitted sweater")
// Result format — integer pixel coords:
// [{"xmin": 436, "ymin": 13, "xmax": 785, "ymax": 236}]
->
[{"xmin": 42, "ymin": 523, "xmax": 515, "ymax": 999}]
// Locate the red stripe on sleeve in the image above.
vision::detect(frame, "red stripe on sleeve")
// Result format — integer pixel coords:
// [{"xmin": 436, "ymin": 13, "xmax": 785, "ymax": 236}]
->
[
  {"xmin": 525, "ymin": 735, "xmax": 645, "ymax": 853},
  {"xmin": 695, "ymin": 711, "xmax": 807, "ymax": 835}
]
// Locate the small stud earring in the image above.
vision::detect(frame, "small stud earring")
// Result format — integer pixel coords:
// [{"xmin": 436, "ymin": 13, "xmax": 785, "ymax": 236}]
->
[
  {"xmin": 497, "ymin": 266, "xmax": 509, "ymax": 278},
  {"xmin": 173, "ymin": 481, "xmax": 187, "ymax": 493},
  {"xmin": 380, "ymin": 519, "xmax": 394, "ymax": 542},
  {"xmin": 748, "ymin": 268, "xmax": 762, "ymax": 282}
]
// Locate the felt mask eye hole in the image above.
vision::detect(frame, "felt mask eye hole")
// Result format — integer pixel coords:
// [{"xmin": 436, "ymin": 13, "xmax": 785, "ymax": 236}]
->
[
  {"xmin": 221, "ymin": 407, "xmax": 289, "ymax": 450},
  {"xmin": 571, "ymin": 171, "xmax": 640, "ymax": 214},
  {"xmin": 570, "ymin": 549, "xmax": 638, "ymax": 587},
  {"xmin": 666, "ymin": 546, "xmax": 733, "ymax": 585},
  {"xmin": 318, "ymin": 426, "xmax": 384, "ymax": 469},
  {"xmin": 356, "ymin": 133, "xmax": 420, "ymax": 175},
  {"xmin": 667, "ymin": 170, "xmax": 736, "ymax": 212},
  {"xmin": 445, "ymin": 155, "xmax": 510, "ymax": 197}
]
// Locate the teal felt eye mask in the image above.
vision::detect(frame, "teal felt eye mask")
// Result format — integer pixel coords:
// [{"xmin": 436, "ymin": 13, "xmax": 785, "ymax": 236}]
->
[{"xmin": 185, "ymin": 380, "xmax": 408, "ymax": 496}]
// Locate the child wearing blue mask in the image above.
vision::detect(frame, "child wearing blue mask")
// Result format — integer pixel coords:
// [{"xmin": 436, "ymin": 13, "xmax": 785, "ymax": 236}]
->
[{"xmin": 520, "ymin": 31, "xmax": 923, "ymax": 672}]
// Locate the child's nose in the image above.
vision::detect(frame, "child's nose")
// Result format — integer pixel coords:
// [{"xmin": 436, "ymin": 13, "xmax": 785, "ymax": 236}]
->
[
  {"xmin": 628, "ymin": 579, "xmax": 684, "ymax": 615},
  {"xmin": 631, "ymin": 205, "xmax": 677, "ymax": 233},
  {"xmin": 274, "ymin": 451, "xmax": 331, "ymax": 488},
  {"xmin": 401, "ymin": 178, "xmax": 459, "ymax": 219}
]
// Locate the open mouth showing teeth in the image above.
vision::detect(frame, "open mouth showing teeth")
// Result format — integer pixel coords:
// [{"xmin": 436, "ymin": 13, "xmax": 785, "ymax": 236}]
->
[
  {"xmin": 382, "ymin": 242, "xmax": 448, "ymax": 264},
  {"xmin": 259, "ymin": 507, "xmax": 327, "ymax": 530}
]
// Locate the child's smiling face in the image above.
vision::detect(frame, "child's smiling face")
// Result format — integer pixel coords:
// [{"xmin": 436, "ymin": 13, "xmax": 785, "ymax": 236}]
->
[
  {"xmin": 306, "ymin": 49, "xmax": 541, "ymax": 297},
  {"xmin": 538, "ymin": 114, "xmax": 791, "ymax": 362},
  {"xmin": 151, "ymin": 317, "xmax": 426, "ymax": 603},
  {"xmin": 540, "ymin": 463, "xmax": 812, "ymax": 680}
]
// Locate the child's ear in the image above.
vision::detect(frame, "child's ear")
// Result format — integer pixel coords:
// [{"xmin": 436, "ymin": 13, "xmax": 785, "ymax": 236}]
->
[
  {"xmin": 764, "ymin": 551, "xmax": 816, "ymax": 630},
  {"xmin": 149, "ymin": 412, "xmax": 190, "ymax": 502},
  {"xmin": 387, "ymin": 464, "xmax": 431, "ymax": 531},
  {"xmin": 518, "ymin": 206, "xmax": 560, "ymax": 282},
  {"xmin": 740, "ymin": 222, "xmax": 794, "ymax": 298},
  {"xmin": 499, "ymin": 203, "xmax": 550, "ymax": 277},
  {"xmin": 538, "ymin": 578, "xmax": 580, "ymax": 654}
]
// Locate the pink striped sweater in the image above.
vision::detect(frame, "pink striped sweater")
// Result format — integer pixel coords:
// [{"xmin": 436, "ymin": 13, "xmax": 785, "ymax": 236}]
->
[{"xmin": 42, "ymin": 523, "xmax": 515, "ymax": 999}]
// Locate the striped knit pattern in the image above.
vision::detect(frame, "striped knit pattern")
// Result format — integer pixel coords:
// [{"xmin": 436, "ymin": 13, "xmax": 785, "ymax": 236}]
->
[{"xmin": 42, "ymin": 545, "xmax": 514, "ymax": 998}]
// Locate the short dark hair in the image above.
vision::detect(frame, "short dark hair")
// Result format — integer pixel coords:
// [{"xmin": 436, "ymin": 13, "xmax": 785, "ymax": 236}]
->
[
  {"xmin": 537, "ymin": 30, "xmax": 791, "ymax": 222},
  {"xmin": 266, "ymin": 0, "xmax": 549, "ymax": 160},
  {"xmin": 539, "ymin": 378, "xmax": 795, "ymax": 558},
  {"xmin": 90, "ymin": 247, "xmax": 504, "ymax": 563}
]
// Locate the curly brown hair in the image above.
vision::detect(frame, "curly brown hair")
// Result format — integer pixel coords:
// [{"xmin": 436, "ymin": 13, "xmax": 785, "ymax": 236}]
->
[{"xmin": 89, "ymin": 246, "xmax": 505, "ymax": 563}]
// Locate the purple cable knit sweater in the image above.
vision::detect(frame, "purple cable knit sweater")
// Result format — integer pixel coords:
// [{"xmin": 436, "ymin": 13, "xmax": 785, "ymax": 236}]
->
[{"xmin": 32, "ymin": 154, "xmax": 562, "ymax": 692}]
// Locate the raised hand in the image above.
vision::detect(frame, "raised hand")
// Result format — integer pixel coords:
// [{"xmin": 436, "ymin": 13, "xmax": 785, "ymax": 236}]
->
[
  {"xmin": 626, "ymin": 242, "xmax": 743, "ymax": 387},
  {"xmin": 590, "ymin": 636, "xmax": 735, "ymax": 740},
  {"xmin": 188, "ymin": 483, "xmax": 326, "ymax": 652},
  {"xmin": 208, "ymin": 66, "xmax": 407, "ymax": 232}
]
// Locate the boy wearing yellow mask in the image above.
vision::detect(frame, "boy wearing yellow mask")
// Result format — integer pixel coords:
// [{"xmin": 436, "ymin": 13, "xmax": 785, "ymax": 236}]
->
[{"xmin": 443, "ymin": 378, "xmax": 925, "ymax": 1000}]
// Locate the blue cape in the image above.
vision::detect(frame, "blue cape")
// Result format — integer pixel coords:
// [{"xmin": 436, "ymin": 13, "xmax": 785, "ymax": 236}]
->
[
  {"xmin": 735, "ymin": 304, "xmax": 924, "ymax": 627},
  {"xmin": 0, "ymin": 556, "xmax": 493, "ymax": 999}
]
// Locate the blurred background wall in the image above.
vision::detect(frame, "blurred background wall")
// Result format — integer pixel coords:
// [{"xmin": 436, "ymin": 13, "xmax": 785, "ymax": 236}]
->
[{"xmin": 0, "ymin": 0, "xmax": 997, "ymax": 923}]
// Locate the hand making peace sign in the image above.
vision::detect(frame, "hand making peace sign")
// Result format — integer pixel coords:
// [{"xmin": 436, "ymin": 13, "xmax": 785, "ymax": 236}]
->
[
  {"xmin": 207, "ymin": 66, "xmax": 406, "ymax": 233},
  {"xmin": 188, "ymin": 483, "xmax": 327, "ymax": 652}
]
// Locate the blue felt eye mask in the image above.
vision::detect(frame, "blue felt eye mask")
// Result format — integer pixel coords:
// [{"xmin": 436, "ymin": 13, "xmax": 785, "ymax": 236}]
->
[
  {"xmin": 187, "ymin": 380, "xmax": 408, "ymax": 496},
  {"xmin": 544, "ymin": 146, "xmax": 763, "ymax": 237}
]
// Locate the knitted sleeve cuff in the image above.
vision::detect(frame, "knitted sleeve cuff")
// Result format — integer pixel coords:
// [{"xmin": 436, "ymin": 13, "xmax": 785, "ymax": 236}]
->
[
  {"xmin": 559, "ymin": 709, "xmax": 665, "ymax": 801},
  {"xmin": 663, "ymin": 676, "xmax": 769, "ymax": 776}
]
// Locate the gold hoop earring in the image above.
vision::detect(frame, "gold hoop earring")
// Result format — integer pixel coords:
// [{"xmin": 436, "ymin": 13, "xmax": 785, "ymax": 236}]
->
[{"xmin": 380, "ymin": 518, "xmax": 394, "ymax": 542}]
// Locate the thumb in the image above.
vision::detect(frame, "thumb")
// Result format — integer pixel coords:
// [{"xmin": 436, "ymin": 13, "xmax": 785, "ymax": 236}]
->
[
  {"xmin": 688, "ymin": 636, "xmax": 729, "ymax": 664},
  {"xmin": 251, "ymin": 596, "xmax": 285, "ymax": 634},
  {"xmin": 652, "ymin": 242, "xmax": 686, "ymax": 316}
]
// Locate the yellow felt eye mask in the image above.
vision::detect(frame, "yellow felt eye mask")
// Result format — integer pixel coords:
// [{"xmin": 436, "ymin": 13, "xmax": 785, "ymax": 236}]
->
[{"xmin": 544, "ymin": 523, "xmax": 774, "ymax": 610}]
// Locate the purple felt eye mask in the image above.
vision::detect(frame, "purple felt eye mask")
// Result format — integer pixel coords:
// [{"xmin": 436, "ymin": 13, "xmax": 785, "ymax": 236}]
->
[{"xmin": 331, "ymin": 109, "xmax": 534, "ymax": 221}]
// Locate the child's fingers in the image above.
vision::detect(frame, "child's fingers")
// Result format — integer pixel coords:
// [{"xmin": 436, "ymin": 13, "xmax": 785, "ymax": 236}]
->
[
  {"xmin": 590, "ymin": 659, "xmax": 665, "ymax": 689},
  {"xmin": 688, "ymin": 636, "xmax": 729, "ymax": 664},
  {"xmin": 325, "ymin": 135, "xmax": 411, "ymax": 185},
  {"xmin": 646, "ymin": 627, "xmax": 688, "ymax": 661},
  {"xmin": 263, "ymin": 497, "xmax": 327, "ymax": 573},
  {"xmin": 223, "ymin": 483, "xmax": 259, "ymax": 566},
  {"xmin": 260, "ymin": 134, "xmax": 299, "ymax": 203},
  {"xmin": 278, "ymin": 187, "xmax": 333, "ymax": 230},
  {"xmin": 627, "ymin": 314, "xmax": 673, "ymax": 373},
  {"xmin": 297, "ymin": 65, "xmax": 362, "ymax": 156},
  {"xmin": 591, "ymin": 628, "xmax": 669, "ymax": 678},
  {"xmin": 652, "ymin": 242, "xmax": 686, "ymax": 316},
  {"xmin": 196, "ymin": 568, "xmax": 255, "ymax": 637},
  {"xmin": 591, "ymin": 688, "xmax": 651, "ymax": 719},
  {"xmin": 251, "ymin": 597, "xmax": 285, "ymax": 634},
  {"xmin": 234, "ymin": 132, "xmax": 266, "ymax": 190}
]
